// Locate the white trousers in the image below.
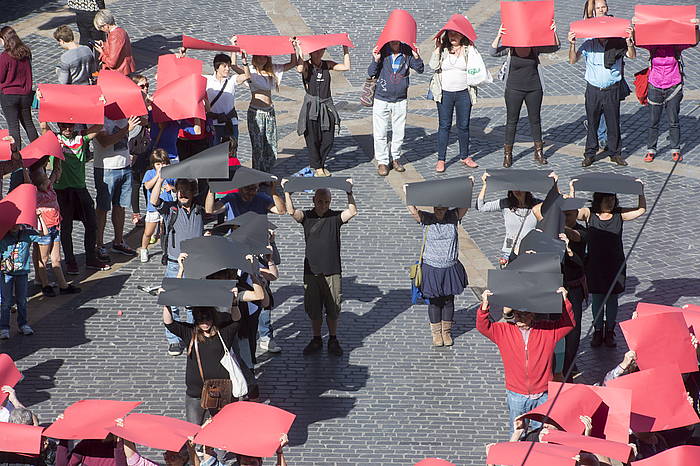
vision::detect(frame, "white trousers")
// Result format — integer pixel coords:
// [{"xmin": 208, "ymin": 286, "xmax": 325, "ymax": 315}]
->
[{"xmin": 372, "ymin": 98, "xmax": 407, "ymax": 165}]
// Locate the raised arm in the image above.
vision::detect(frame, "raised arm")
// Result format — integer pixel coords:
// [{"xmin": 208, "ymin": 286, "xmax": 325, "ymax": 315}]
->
[
  {"xmin": 204, "ymin": 189, "xmax": 227, "ymax": 215},
  {"xmin": 149, "ymin": 167, "xmax": 166, "ymax": 208},
  {"xmin": 491, "ymin": 24, "xmax": 506, "ymax": 52},
  {"xmin": 456, "ymin": 176, "xmax": 474, "ymax": 219},
  {"xmin": 568, "ymin": 32, "xmax": 582, "ymax": 64},
  {"xmin": 585, "ymin": 0, "xmax": 595, "ymax": 18},
  {"xmin": 281, "ymin": 179, "xmax": 304, "ymax": 222},
  {"xmin": 281, "ymin": 48, "xmax": 299, "ymax": 72},
  {"xmin": 269, "ymin": 181, "xmax": 287, "ymax": 215},
  {"xmin": 620, "ymin": 183, "xmax": 646, "ymax": 221},
  {"xmin": 330, "ymin": 45, "xmax": 351, "ymax": 71},
  {"xmin": 340, "ymin": 179, "xmax": 357, "ymax": 223},
  {"xmin": 162, "ymin": 305, "xmax": 174, "ymax": 325},
  {"xmin": 626, "ymin": 27, "xmax": 636, "ymax": 59},
  {"xmin": 238, "ymin": 274, "xmax": 266, "ymax": 302}
]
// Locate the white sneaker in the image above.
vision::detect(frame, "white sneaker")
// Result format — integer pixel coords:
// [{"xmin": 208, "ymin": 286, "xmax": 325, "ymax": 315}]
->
[
  {"xmin": 139, "ymin": 248, "xmax": 149, "ymax": 263},
  {"xmin": 0, "ymin": 329, "xmax": 9, "ymax": 339},
  {"xmin": 19, "ymin": 325, "xmax": 34, "ymax": 336},
  {"xmin": 259, "ymin": 337, "xmax": 281, "ymax": 353}
]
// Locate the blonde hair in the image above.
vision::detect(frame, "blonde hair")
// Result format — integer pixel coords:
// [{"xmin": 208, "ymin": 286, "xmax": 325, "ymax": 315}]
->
[{"xmin": 252, "ymin": 55, "xmax": 279, "ymax": 91}]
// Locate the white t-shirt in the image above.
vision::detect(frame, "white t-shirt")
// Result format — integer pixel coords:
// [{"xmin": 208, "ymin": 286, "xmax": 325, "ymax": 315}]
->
[
  {"xmin": 441, "ymin": 51, "xmax": 469, "ymax": 92},
  {"xmin": 93, "ymin": 117, "xmax": 131, "ymax": 169},
  {"xmin": 246, "ymin": 64, "xmax": 284, "ymax": 94},
  {"xmin": 206, "ymin": 74, "xmax": 237, "ymax": 126}
]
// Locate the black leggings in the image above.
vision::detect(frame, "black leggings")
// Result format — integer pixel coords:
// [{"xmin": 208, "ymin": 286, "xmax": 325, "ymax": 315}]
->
[
  {"xmin": 504, "ymin": 88, "xmax": 543, "ymax": 145},
  {"xmin": 428, "ymin": 295, "xmax": 455, "ymax": 324},
  {"xmin": 56, "ymin": 187, "xmax": 98, "ymax": 264},
  {"xmin": 304, "ymin": 117, "xmax": 335, "ymax": 169},
  {"xmin": 0, "ymin": 93, "xmax": 38, "ymax": 150}
]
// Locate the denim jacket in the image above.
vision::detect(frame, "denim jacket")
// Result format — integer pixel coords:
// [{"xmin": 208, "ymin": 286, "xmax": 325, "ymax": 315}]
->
[{"xmin": 0, "ymin": 229, "xmax": 41, "ymax": 275}]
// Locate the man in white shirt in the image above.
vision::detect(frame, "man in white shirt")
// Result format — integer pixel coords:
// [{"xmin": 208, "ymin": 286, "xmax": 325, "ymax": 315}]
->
[
  {"xmin": 206, "ymin": 54, "xmax": 243, "ymax": 146},
  {"xmin": 93, "ymin": 116, "xmax": 140, "ymax": 258}
]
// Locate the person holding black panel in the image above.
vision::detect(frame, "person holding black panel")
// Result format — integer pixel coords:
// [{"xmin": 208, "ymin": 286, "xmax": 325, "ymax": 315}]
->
[
  {"xmin": 570, "ymin": 178, "xmax": 646, "ymax": 347},
  {"xmin": 490, "ymin": 21, "xmax": 560, "ymax": 167},
  {"xmin": 283, "ymin": 179, "xmax": 357, "ymax": 356},
  {"xmin": 568, "ymin": 21, "xmax": 635, "ymax": 167},
  {"xmin": 477, "ymin": 288, "xmax": 573, "ymax": 430},
  {"xmin": 404, "ymin": 187, "xmax": 469, "ymax": 347}
]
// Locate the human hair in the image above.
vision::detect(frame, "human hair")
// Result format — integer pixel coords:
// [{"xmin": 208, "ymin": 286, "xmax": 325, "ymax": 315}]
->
[
  {"xmin": 591, "ymin": 192, "xmax": 618, "ymax": 213},
  {"xmin": 213, "ymin": 53, "xmax": 231, "ymax": 71},
  {"xmin": 228, "ymin": 137, "xmax": 238, "ymax": 157},
  {"xmin": 191, "ymin": 307, "xmax": 219, "ymax": 343},
  {"xmin": 175, "ymin": 179, "xmax": 198, "ymax": 197},
  {"xmin": 0, "ymin": 27, "xmax": 31, "ymax": 60},
  {"xmin": 313, "ymin": 188, "xmax": 331, "ymax": 199},
  {"xmin": 440, "ymin": 30, "xmax": 471, "ymax": 52},
  {"xmin": 9, "ymin": 408, "xmax": 35, "ymax": 425},
  {"xmin": 206, "ymin": 269, "xmax": 237, "ymax": 280},
  {"xmin": 129, "ymin": 73, "xmax": 147, "ymax": 85},
  {"xmin": 149, "ymin": 148, "xmax": 170, "ymax": 168},
  {"xmin": 93, "ymin": 9, "xmax": 116, "ymax": 29},
  {"xmin": 53, "ymin": 25, "xmax": 74, "ymax": 43},
  {"xmin": 506, "ymin": 191, "xmax": 536, "ymax": 210},
  {"xmin": 252, "ymin": 55, "xmax": 279, "ymax": 91}
]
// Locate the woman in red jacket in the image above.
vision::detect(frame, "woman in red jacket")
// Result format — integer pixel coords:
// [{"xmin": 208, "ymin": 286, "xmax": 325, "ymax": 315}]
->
[
  {"xmin": 92, "ymin": 9, "xmax": 135, "ymax": 75},
  {"xmin": 0, "ymin": 27, "xmax": 38, "ymax": 150},
  {"xmin": 477, "ymin": 287, "xmax": 573, "ymax": 431}
]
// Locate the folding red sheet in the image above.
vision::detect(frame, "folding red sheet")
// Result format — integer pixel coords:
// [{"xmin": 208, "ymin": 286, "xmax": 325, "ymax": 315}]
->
[
  {"xmin": 501, "ymin": 1, "xmax": 556, "ymax": 47},
  {"xmin": 0, "ymin": 354, "xmax": 23, "ymax": 404},
  {"xmin": 631, "ymin": 445, "xmax": 700, "ymax": 465},
  {"xmin": 524, "ymin": 384, "xmax": 602, "ymax": 433},
  {"xmin": 570, "ymin": 17, "xmax": 631, "ymax": 39},
  {"xmin": 43, "ymin": 400, "xmax": 141, "ymax": 440},
  {"xmin": 194, "ymin": 402, "xmax": 295, "ymax": 458},
  {"xmin": 375, "ymin": 9, "xmax": 417, "ymax": 51},
  {"xmin": 541, "ymin": 430, "xmax": 633, "ymax": 463},
  {"xmin": 0, "ymin": 184, "xmax": 38, "ymax": 239},
  {"xmin": 434, "ymin": 14, "xmax": 477, "ymax": 42},
  {"xmin": 232, "ymin": 35, "xmax": 295, "ymax": 56},
  {"xmin": 0, "ymin": 423, "xmax": 44, "ymax": 455},
  {"xmin": 296, "ymin": 33, "xmax": 354, "ymax": 54},
  {"xmin": 620, "ymin": 312, "xmax": 698, "ymax": 373},
  {"xmin": 607, "ymin": 365, "xmax": 700, "ymax": 432},
  {"xmin": 182, "ymin": 35, "xmax": 240, "ymax": 53},
  {"xmin": 0, "ymin": 129, "xmax": 11, "ymax": 161},
  {"xmin": 108, "ymin": 413, "xmax": 200, "ymax": 452},
  {"xmin": 37, "ymin": 84, "xmax": 105, "ymax": 125},
  {"xmin": 97, "ymin": 70, "xmax": 148, "ymax": 120},
  {"xmin": 151, "ymin": 73, "xmax": 207, "ymax": 123},
  {"xmin": 636, "ymin": 302, "xmax": 700, "ymax": 335},
  {"xmin": 19, "ymin": 131, "xmax": 65, "ymax": 168},
  {"xmin": 486, "ymin": 441, "xmax": 579, "ymax": 466},
  {"xmin": 634, "ymin": 5, "xmax": 697, "ymax": 46},
  {"xmin": 414, "ymin": 459, "xmax": 454, "ymax": 466},
  {"xmin": 156, "ymin": 54, "xmax": 203, "ymax": 90}
]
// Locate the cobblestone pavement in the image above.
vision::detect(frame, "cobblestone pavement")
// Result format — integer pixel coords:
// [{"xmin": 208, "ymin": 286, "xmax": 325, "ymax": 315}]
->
[{"xmin": 3, "ymin": 1, "xmax": 700, "ymax": 464}]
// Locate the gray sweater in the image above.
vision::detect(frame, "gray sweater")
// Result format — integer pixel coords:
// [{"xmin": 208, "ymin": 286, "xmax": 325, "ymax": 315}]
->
[
  {"xmin": 477, "ymin": 197, "xmax": 539, "ymax": 253},
  {"xmin": 56, "ymin": 46, "xmax": 95, "ymax": 85}
]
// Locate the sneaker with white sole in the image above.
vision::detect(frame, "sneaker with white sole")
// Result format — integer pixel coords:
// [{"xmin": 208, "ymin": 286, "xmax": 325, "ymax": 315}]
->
[
  {"xmin": 112, "ymin": 242, "xmax": 137, "ymax": 256},
  {"xmin": 0, "ymin": 329, "xmax": 9, "ymax": 339},
  {"xmin": 259, "ymin": 338, "xmax": 281, "ymax": 353},
  {"xmin": 139, "ymin": 248, "xmax": 149, "ymax": 263},
  {"xmin": 19, "ymin": 325, "xmax": 34, "ymax": 336}
]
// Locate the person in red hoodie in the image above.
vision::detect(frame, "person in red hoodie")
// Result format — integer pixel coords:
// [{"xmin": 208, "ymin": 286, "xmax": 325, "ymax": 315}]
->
[{"xmin": 477, "ymin": 287, "xmax": 574, "ymax": 431}]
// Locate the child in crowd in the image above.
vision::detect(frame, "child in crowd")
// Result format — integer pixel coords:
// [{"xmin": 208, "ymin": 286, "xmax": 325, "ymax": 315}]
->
[
  {"xmin": 139, "ymin": 149, "xmax": 174, "ymax": 263},
  {"xmin": 0, "ymin": 223, "xmax": 43, "ymax": 339},
  {"xmin": 30, "ymin": 165, "xmax": 80, "ymax": 297}
]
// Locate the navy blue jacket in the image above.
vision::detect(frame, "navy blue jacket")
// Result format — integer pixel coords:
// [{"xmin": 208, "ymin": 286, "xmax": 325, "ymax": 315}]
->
[{"xmin": 366, "ymin": 43, "xmax": 424, "ymax": 103}]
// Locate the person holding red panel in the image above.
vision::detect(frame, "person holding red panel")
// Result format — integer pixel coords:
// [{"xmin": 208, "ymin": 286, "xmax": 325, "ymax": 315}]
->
[
  {"xmin": 92, "ymin": 9, "xmax": 135, "ymax": 75},
  {"xmin": 477, "ymin": 288, "xmax": 574, "ymax": 431},
  {"xmin": 429, "ymin": 25, "xmax": 478, "ymax": 172},
  {"xmin": 633, "ymin": 17, "xmax": 700, "ymax": 163},
  {"xmin": 0, "ymin": 27, "xmax": 39, "ymax": 157},
  {"xmin": 368, "ymin": 40, "xmax": 423, "ymax": 177},
  {"xmin": 51, "ymin": 123, "xmax": 111, "ymax": 274},
  {"xmin": 569, "ymin": 184, "xmax": 646, "ymax": 347},
  {"xmin": 568, "ymin": 21, "xmax": 635, "ymax": 167},
  {"xmin": 231, "ymin": 36, "xmax": 297, "ymax": 174},
  {"xmin": 491, "ymin": 21, "xmax": 560, "ymax": 168},
  {"xmin": 295, "ymin": 44, "xmax": 351, "ymax": 177}
]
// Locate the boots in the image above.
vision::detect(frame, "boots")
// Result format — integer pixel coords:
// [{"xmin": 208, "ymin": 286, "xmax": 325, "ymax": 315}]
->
[
  {"xmin": 590, "ymin": 329, "xmax": 603, "ymax": 347},
  {"xmin": 430, "ymin": 323, "xmax": 444, "ymax": 347},
  {"xmin": 533, "ymin": 141, "xmax": 547, "ymax": 165},
  {"xmin": 441, "ymin": 321, "xmax": 453, "ymax": 346},
  {"xmin": 503, "ymin": 144, "xmax": 513, "ymax": 168}
]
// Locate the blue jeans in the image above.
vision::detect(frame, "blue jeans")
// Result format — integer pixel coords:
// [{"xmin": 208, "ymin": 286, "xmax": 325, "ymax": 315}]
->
[
  {"xmin": 211, "ymin": 124, "xmax": 239, "ymax": 146},
  {"xmin": 591, "ymin": 293, "xmax": 619, "ymax": 331},
  {"xmin": 0, "ymin": 273, "xmax": 29, "ymax": 330},
  {"xmin": 163, "ymin": 261, "xmax": 193, "ymax": 344},
  {"xmin": 436, "ymin": 89, "xmax": 471, "ymax": 161},
  {"xmin": 506, "ymin": 390, "xmax": 548, "ymax": 432},
  {"xmin": 257, "ymin": 308, "xmax": 273, "ymax": 340},
  {"xmin": 598, "ymin": 114, "xmax": 607, "ymax": 146},
  {"xmin": 94, "ymin": 167, "xmax": 132, "ymax": 211}
]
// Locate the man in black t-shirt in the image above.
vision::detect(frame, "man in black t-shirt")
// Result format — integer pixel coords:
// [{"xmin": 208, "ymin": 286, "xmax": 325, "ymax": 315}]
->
[{"xmin": 283, "ymin": 179, "xmax": 358, "ymax": 356}]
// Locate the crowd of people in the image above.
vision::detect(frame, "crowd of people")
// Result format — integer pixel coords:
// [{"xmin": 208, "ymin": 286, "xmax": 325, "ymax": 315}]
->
[{"xmin": 0, "ymin": 0, "xmax": 699, "ymax": 464}]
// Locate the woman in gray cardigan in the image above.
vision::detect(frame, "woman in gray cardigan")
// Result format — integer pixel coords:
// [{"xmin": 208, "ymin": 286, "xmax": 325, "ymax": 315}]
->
[{"xmin": 490, "ymin": 22, "xmax": 560, "ymax": 168}]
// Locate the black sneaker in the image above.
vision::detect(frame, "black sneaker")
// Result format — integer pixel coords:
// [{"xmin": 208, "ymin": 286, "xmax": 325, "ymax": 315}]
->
[
  {"xmin": 590, "ymin": 329, "xmax": 603, "ymax": 348},
  {"xmin": 582, "ymin": 156, "xmax": 595, "ymax": 167},
  {"xmin": 86, "ymin": 260, "xmax": 111, "ymax": 271},
  {"xmin": 59, "ymin": 284, "xmax": 81, "ymax": 295},
  {"xmin": 168, "ymin": 343, "xmax": 183, "ymax": 356},
  {"xmin": 604, "ymin": 329, "xmax": 617, "ymax": 347},
  {"xmin": 245, "ymin": 384, "xmax": 260, "ymax": 400},
  {"xmin": 303, "ymin": 338, "xmax": 323, "ymax": 355},
  {"xmin": 328, "ymin": 337, "xmax": 343, "ymax": 356},
  {"xmin": 42, "ymin": 286, "xmax": 56, "ymax": 297}
]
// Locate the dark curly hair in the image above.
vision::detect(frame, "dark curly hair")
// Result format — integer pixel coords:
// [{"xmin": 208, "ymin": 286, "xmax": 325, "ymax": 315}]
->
[
  {"xmin": 506, "ymin": 191, "xmax": 537, "ymax": 210},
  {"xmin": 591, "ymin": 192, "xmax": 618, "ymax": 213}
]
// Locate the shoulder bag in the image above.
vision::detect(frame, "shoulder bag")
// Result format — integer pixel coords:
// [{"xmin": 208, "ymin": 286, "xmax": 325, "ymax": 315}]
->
[
  {"xmin": 217, "ymin": 332, "xmax": 248, "ymax": 398},
  {"xmin": 194, "ymin": 335, "xmax": 233, "ymax": 410},
  {"xmin": 408, "ymin": 227, "xmax": 427, "ymax": 287}
]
